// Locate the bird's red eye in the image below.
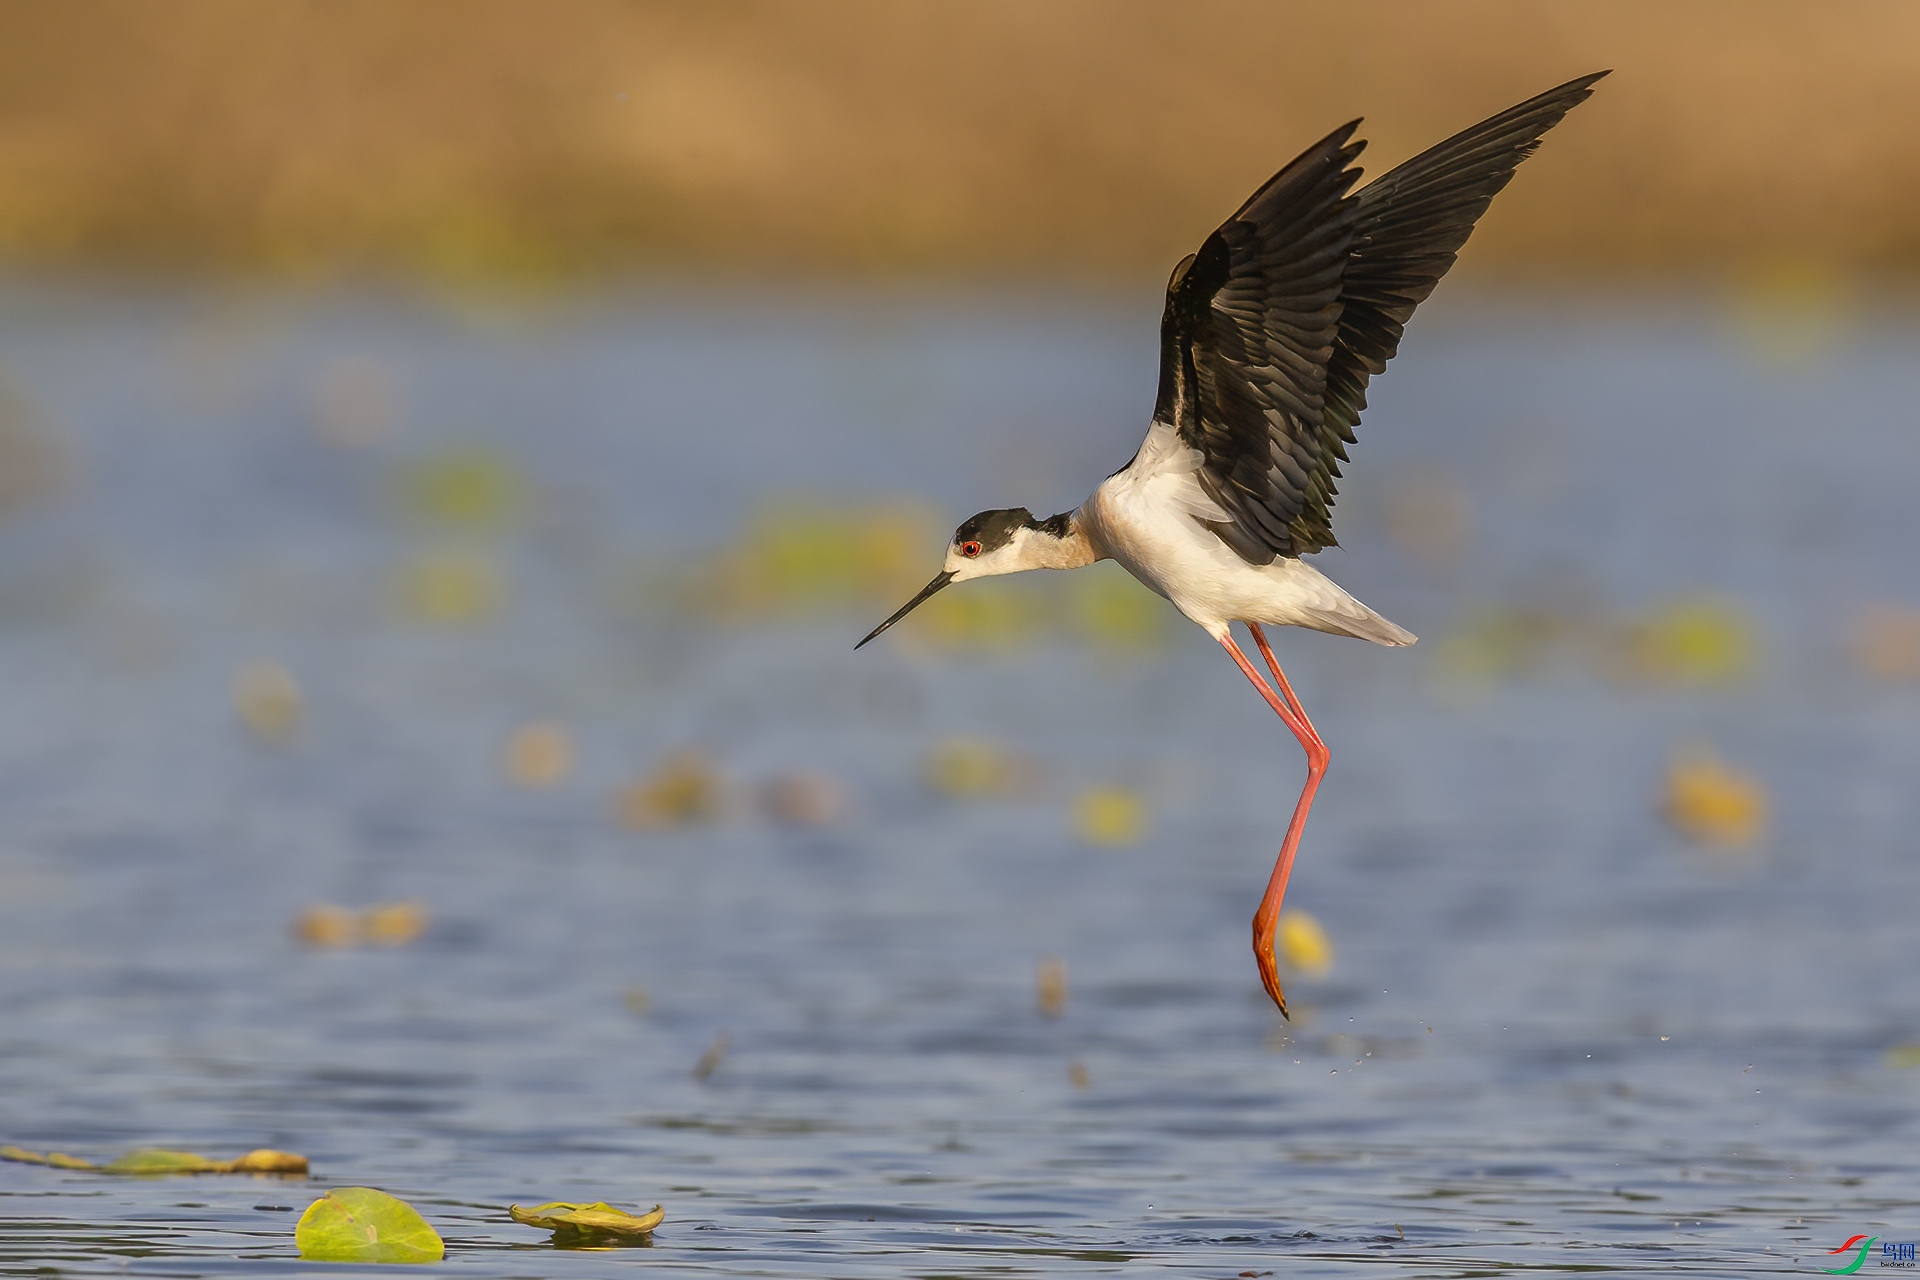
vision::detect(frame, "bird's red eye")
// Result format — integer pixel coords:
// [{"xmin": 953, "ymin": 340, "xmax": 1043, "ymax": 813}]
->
[{"xmin": 960, "ymin": 541, "xmax": 982, "ymax": 558}]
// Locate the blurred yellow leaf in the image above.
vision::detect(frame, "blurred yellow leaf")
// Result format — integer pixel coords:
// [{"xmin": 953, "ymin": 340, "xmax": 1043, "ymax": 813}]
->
[
  {"xmin": 395, "ymin": 448, "xmax": 525, "ymax": 532},
  {"xmin": 1430, "ymin": 607, "xmax": 1573, "ymax": 689},
  {"xmin": 1037, "ymin": 956, "xmax": 1067, "ymax": 1018},
  {"xmin": 294, "ymin": 902, "xmax": 428, "ymax": 948},
  {"xmin": 1608, "ymin": 599, "xmax": 1755, "ymax": 688},
  {"xmin": 1884, "ymin": 1045, "xmax": 1920, "ymax": 1069},
  {"xmin": 905, "ymin": 578, "xmax": 1044, "ymax": 652},
  {"xmin": 925, "ymin": 737, "xmax": 1020, "ymax": 799},
  {"xmin": 233, "ymin": 661, "xmax": 302, "ymax": 744},
  {"xmin": 616, "ymin": 750, "xmax": 722, "ymax": 829},
  {"xmin": 508, "ymin": 1200, "xmax": 664, "ymax": 1244},
  {"xmin": 503, "ymin": 720, "xmax": 574, "ymax": 787},
  {"xmin": 681, "ymin": 501, "xmax": 937, "ymax": 622},
  {"xmin": 294, "ymin": 904, "xmax": 360, "ymax": 948},
  {"xmin": 361, "ymin": 902, "xmax": 429, "ymax": 946},
  {"xmin": 1072, "ymin": 787, "xmax": 1146, "ymax": 847},
  {"xmin": 391, "ymin": 549, "xmax": 503, "ymax": 625},
  {"xmin": 1278, "ymin": 910, "xmax": 1333, "ymax": 976},
  {"xmin": 760, "ymin": 771, "xmax": 845, "ymax": 827},
  {"xmin": 1663, "ymin": 745, "xmax": 1768, "ymax": 847}
]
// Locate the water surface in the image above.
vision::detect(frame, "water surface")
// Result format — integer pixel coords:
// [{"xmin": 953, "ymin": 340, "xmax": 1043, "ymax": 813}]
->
[{"xmin": 1, "ymin": 282, "xmax": 1917, "ymax": 1276}]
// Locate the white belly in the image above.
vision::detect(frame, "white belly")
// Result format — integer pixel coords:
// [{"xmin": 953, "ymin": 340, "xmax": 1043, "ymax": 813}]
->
[{"xmin": 1085, "ymin": 473, "xmax": 1415, "ymax": 647}]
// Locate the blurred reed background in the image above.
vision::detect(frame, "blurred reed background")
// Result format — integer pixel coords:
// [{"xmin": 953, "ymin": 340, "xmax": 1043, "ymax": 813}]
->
[{"xmin": 0, "ymin": 0, "xmax": 1913, "ymax": 282}]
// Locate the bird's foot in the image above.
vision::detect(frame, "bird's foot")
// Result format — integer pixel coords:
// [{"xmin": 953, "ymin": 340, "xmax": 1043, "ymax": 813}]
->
[{"xmin": 1253, "ymin": 922, "xmax": 1290, "ymax": 1020}]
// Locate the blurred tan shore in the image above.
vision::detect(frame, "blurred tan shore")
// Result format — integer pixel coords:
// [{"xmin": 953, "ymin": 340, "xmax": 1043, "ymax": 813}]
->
[{"xmin": 0, "ymin": 0, "xmax": 1916, "ymax": 281}]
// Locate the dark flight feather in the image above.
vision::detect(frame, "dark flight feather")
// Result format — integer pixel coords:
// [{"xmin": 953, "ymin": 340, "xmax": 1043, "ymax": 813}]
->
[{"xmin": 1154, "ymin": 71, "xmax": 1608, "ymax": 561}]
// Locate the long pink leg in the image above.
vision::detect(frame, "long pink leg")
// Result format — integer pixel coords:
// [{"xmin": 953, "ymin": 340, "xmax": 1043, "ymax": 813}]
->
[{"xmin": 1216, "ymin": 625, "xmax": 1329, "ymax": 1019}]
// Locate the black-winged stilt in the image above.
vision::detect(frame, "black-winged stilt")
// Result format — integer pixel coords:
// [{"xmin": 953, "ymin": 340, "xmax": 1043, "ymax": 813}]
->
[{"xmin": 858, "ymin": 72, "xmax": 1608, "ymax": 1016}]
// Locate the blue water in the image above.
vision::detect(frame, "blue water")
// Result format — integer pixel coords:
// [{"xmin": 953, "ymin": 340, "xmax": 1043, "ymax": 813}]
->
[{"xmin": 1, "ymin": 279, "xmax": 1918, "ymax": 1276}]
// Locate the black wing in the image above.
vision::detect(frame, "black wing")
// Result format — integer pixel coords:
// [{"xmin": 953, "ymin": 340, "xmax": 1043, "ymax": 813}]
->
[{"xmin": 1154, "ymin": 71, "xmax": 1608, "ymax": 562}]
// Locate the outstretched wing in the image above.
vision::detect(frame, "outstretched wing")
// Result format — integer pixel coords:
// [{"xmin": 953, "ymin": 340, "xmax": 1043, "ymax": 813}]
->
[
  {"xmin": 1152, "ymin": 71, "xmax": 1608, "ymax": 562},
  {"xmin": 1152, "ymin": 123, "xmax": 1365, "ymax": 563}
]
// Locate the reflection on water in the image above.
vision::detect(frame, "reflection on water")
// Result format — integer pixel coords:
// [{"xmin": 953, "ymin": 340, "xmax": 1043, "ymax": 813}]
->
[{"xmin": 0, "ymin": 281, "xmax": 1919, "ymax": 1276}]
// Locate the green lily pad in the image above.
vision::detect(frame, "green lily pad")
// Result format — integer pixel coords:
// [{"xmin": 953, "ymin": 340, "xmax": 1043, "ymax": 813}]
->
[
  {"xmin": 296, "ymin": 1187, "xmax": 444, "ymax": 1263},
  {"xmin": 508, "ymin": 1200, "xmax": 664, "ymax": 1243},
  {"xmin": 103, "ymin": 1148, "xmax": 228, "ymax": 1175}
]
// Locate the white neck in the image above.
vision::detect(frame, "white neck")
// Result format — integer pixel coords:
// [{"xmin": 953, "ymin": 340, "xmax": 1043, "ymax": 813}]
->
[{"xmin": 1013, "ymin": 513, "xmax": 1099, "ymax": 570}]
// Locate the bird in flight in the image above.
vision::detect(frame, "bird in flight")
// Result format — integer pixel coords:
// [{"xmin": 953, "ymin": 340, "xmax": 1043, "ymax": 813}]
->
[{"xmin": 858, "ymin": 72, "xmax": 1607, "ymax": 1016}]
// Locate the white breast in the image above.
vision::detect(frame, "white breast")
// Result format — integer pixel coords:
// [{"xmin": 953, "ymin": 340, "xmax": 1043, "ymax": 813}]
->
[{"xmin": 1083, "ymin": 424, "xmax": 1415, "ymax": 647}]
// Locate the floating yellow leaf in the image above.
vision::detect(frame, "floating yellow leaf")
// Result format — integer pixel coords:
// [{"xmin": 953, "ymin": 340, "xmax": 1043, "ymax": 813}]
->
[
  {"xmin": 616, "ymin": 751, "xmax": 722, "ymax": 829},
  {"xmin": 1072, "ymin": 787, "xmax": 1146, "ymax": 847},
  {"xmin": 233, "ymin": 662, "xmax": 302, "ymax": 744},
  {"xmin": 1663, "ymin": 745, "xmax": 1768, "ymax": 847},
  {"xmin": 1884, "ymin": 1045, "xmax": 1920, "ymax": 1069},
  {"xmin": 1278, "ymin": 910, "xmax": 1334, "ymax": 976},
  {"xmin": 925, "ymin": 737, "xmax": 1019, "ymax": 799},
  {"xmin": 391, "ymin": 548, "xmax": 503, "ymax": 626},
  {"xmin": 1067, "ymin": 1060, "xmax": 1090, "ymax": 1089},
  {"xmin": 1609, "ymin": 599, "xmax": 1755, "ymax": 688},
  {"xmin": 912, "ymin": 579, "xmax": 1043, "ymax": 652},
  {"xmin": 760, "ymin": 771, "xmax": 845, "ymax": 827},
  {"xmin": 361, "ymin": 901, "xmax": 429, "ymax": 947},
  {"xmin": 508, "ymin": 1200, "xmax": 664, "ymax": 1244},
  {"xmin": 0, "ymin": 1146, "xmax": 87, "ymax": 1168},
  {"xmin": 103, "ymin": 1149, "xmax": 227, "ymax": 1175},
  {"xmin": 227, "ymin": 1149, "xmax": 310, "ymax": 1174},
  {"xmin": 2, "ymin": 1145, "xmax": 307, "ymax": 1175},
  {"xmin": 294, "ymin": 904, "xmax": 360, "ymax": 948},
  {"xmin": 395, "ymin": 448, "xmax": 525, "ymax": 532},
  {"xmin": 294, "ymin": 902, "xmax": 429, "ymax": 949},
  {"xmin": 1431, "ymin": 607, "xmax": 1573, "ymax": 688},
  {"xmin": 503, "ymin": 721, "xmax": 574, "ymax": 787},
  {"xmin": 1036, "ymin": 956, "xmax": 1067, "ymax": 1018},
  {"xmin": 676, "ymin": 501, "xmax": 936, "ymax": 622},
  {"xmin": 296, "ymin": 1187, "xmax": 444, "ymax": 1263}
]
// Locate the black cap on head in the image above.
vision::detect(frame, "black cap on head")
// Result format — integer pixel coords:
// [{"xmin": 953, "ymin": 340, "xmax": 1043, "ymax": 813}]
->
[{"xmin": 954, "ymin": 508, "xmax": 1033, "ymax": 553}]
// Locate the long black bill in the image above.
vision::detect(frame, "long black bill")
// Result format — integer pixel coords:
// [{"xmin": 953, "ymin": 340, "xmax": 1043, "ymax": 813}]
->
[{"xmin": 856, "ymin": 570, "xmax": 954, "ymax": 649}]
